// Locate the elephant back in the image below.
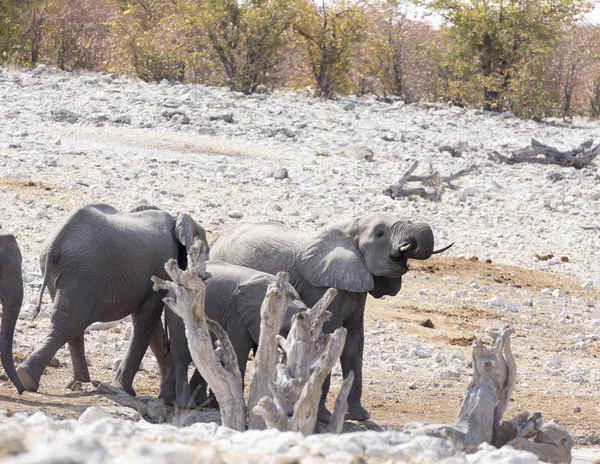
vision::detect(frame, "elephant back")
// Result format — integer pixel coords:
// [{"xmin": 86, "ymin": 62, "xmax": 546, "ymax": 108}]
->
[{"xmin": 210, "ymin": 222, "xmax": 307, "ymax": 277}]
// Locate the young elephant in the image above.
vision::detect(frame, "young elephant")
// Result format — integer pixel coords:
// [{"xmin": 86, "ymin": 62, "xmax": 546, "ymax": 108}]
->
[
  {"xmin": 210, "ymin": 212, "xmax": 451, "ymax": 421},
  {"xmin": 0, "ymin": 228, "xmax": 27, "ymax": 393},
  {"xmin": 158, "ymin": 260, "xmax": 308, "ymax": 409},
  {"xmin": 17, "ymin": 204, "xmax": 207, "ymax": 394}
]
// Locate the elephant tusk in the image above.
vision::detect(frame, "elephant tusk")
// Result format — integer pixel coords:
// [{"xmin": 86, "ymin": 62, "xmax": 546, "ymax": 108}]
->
[
  {"xmin": 398, "ymin": 242, "xmax": 413, "ymax": 252},
  {"xmin": 431, "ymin": 242, "xmax": 455, "ymax": 255}
]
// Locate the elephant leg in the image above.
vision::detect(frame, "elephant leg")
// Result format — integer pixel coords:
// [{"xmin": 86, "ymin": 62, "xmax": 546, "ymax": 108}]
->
[
  {"xmin": 160, "ymin": 365, "xmax": 176, "ymax": 406},
  {"xmin": 148, "ymin": 318, "xmax": 172, "ymax": 380},
  {"xmin": 189, "ymin": 369, "xmax": 207, "ymax": 406},
  {"xmin": 113, "ymin": 294, "xmax": 162, "ymax": 396},
  {"xmin": 66, "ymin": 334, "xmax": 90, "ymax": 387},
  {"xmin": 17, "ymin": 293, "xmax": 88, "ymax": 392},
  {"xmin": 17, "ymin": 326, "xmax": 75, "ymax": 392},
  {"xmin": 339, "ymin": 306, "xmax": 369, "ymax": 421}
]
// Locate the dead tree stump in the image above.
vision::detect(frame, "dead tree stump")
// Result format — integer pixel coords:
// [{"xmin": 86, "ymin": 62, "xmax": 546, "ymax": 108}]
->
[{"xmin": 404, "ymin": 326, "xmax": 573, "ymax": 463}]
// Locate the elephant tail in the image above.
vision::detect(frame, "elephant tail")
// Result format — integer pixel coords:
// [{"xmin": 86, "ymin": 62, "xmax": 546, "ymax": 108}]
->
[{"xmin": 34, "ymin": 247, "xmax": 56, "ymax": 319}]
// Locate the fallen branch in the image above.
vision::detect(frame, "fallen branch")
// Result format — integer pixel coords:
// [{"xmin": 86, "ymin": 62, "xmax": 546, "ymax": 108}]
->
[
  {"xmin": 489, "ymin": 139, "xmax": 600, "ymax": 169},
  {"xmin": 386, "ymin": 160, "xmax": 475, "ymax": 200}
]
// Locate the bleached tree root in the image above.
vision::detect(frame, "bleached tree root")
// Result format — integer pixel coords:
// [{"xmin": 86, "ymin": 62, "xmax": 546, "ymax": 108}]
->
[
  {"xmin": 152, "ymin": 240, "xmax": 246, "ymax": 431},
  {"xmin": 386, "ymin": 160, "xmax": 475, "ymax": 200},
  {"xmin": 404, "ymin": 326, "xmax": 573, "ymax": 462},
  {"xmin": 490, "ymin": 138, "xmax": 600, "ymax": 169}
]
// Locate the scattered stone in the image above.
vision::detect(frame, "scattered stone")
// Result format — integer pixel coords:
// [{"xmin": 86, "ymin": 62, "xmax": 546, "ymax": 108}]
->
[
  {"xmin": 48, "ymin": 356, "xmax": 61, "ymax": 368},
  {"xmin": 439, "ymin": 368, "xmax": 460, "ymax": 380},
  {"xmin": 522, "ymin": 299, "xmax": 533, "ymax": 307},
  {"xmin": 342, "ymin": 146, "xmax": 374, "ymax": 162},
  {"xmin": 552, "ymin": 289, "xmax": 565, "ymax": 298},
  {"xmin": 112, "ymin": 114, "xmax": 132, "ymax": 125},
  {"xmin": 51, "ymin": 109, "xmax": 80, "ymax": 123},
  {"xmin": 228, "ymin": 211, "xmax": 243, "ymax": 219},
  {"xmin": 420, "ymin": 319, "xmax": 435, "ymax": 329},
  {"xmin": 78, "ymin": 406, "xmax": 111, "ymax": 425},
  {"xmin": 574, "ymin": 406, "xmax": 581, "ymax": 413},
  {"xmin": 146, "ymin": 399, "xmax": 166, "ymax": 423},
  {"xmin": 270, "ymin": 167, "xmax": 288, "ymax": 180},
  {"xmin": 582, "ymin": 280, "xmax": 594, "ymax": 291},
  {"xmin": 69, "ymin": 380, "xmax": 83, "ymax": 391},
  {"xmin": 487, "ymin": 297, "xmax": 506, "ymax": 307},
  {"xmin": 208, "ymin": 112, "xmax": 234, "ymax": 123}
]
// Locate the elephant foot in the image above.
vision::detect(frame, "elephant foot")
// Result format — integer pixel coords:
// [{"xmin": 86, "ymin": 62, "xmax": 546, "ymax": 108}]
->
[
  {"xmin": 16, "ymin": 365, "xmax": 39, "ymax": 392},
  {"xmin": 65, "ymin": 378, "xmax": 93, "ymax": 391},
  {"xmin": 317, "ymin": 403, "xmax": 332, "ymax": 423},
  {"xmin": 345, "ymin": 402, "xmax": 371, "ymax": 421}
]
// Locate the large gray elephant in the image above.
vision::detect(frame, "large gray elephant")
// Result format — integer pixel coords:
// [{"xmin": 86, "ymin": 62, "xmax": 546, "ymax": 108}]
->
[
  {"xmin": 0, "ymin": 228, "xmax": 27, "ymax": 393},
  {"xmin": 211, "ymin": 212, "xmax": 450, "ymax": 421},
  {"xmin": 17, "ymin": 204, "xmax": 208, "ymax": 394},
  {"xmin": 157, "ymin": 260, "xmax": 309, "ymax": 409}
]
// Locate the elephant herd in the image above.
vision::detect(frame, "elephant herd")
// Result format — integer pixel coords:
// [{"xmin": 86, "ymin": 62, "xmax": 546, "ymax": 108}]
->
[{"xmin": 0, "ymin": 203, "xmax": 451, "ymax": 422}]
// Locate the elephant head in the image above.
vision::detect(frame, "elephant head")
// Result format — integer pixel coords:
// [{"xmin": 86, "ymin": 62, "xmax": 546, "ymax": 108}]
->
[{"xmin": 297, "ymin": 213, "xmax": 450, "ymax": 298}]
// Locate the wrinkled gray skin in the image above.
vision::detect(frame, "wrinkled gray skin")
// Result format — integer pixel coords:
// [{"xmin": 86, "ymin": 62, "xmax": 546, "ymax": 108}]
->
[
  {"xmin": 17, "ymin": 204, "xmax": 207, "ymax": 394},
  {"xmin": 211, "ymin": 213, "xmax": 438, "ymax": 422},
  {"xmin": 0, "ymin": 228, "xmax": 27, "ymax": 393},
  {"xmin": 157, "ymin": 260, "xmax": 308, "ymax": 409}
]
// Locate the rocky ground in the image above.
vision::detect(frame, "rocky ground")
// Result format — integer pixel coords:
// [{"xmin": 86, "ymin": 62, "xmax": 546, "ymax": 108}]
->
[{"xmin": 2, "ymin": 65, "xmax": 600, "ymax": 462}]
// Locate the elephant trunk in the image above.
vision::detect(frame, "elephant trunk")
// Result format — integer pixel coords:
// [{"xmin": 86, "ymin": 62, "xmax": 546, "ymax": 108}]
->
[
  {"xmin": 1, "ymin": 292, "xmax": 26, "ymax": 394},
  {"xmin": 397, "ymin": 222, "xmax": 435, "ymax": 260}
]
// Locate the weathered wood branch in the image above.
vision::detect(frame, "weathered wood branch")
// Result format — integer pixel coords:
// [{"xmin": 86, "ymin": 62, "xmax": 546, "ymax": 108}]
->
[
  {"xmin": 489, "ymin": 138, "xmax": 600, "ymax": 169},
  {"xmin": 403, "ymin": 326, "xmax": 573, "ymax": 462},
  {"xmin": 386, "ymin": 160, "xmax": 475, "ymax": 200},
  {"xmin": 152, "ymin": 239, "xmax": 246, "ymax": 431},
  {"xmin": 250, "ymin": 289, "xmax": 343, "ymax": 435},
  {"xmin": 246, "ymin": 272, "xmax": 291, "ymax": 430},
  {"xmin": 327, "ymin": 370, "xmax": 355, "ymax": 434},
  {"xmin": 290, "ymin": 327, "xmax": 347, "ymax": 436}
]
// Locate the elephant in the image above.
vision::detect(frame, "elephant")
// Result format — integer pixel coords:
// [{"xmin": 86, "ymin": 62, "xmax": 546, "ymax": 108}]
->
[
  {"xmin": 153, "ymin": 261, "xmax": 309, "ymax": 409},
  {"xmin": 210, "ymin": 212, "xmax": 451, "ymax": 421},
  {"xmin": 0, "ymin": 228, "xmax": 27, "ymax": 393},
  {"xmin": 16, "ymin": 203, "xmax": 208, "ymax": 394}
]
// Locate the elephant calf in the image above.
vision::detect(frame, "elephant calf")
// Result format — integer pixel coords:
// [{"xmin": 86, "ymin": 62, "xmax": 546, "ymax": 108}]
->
[
  {"xmin": 0, "ymin": 229, "xmax": 26, "ymax": 393},
  {"xmin": 146, "ymin": 261, "xmax": 308, "ymax": 409},
  {"xmin": 17, "ymin": 204, "xmax": 207, "ymax": 394}
]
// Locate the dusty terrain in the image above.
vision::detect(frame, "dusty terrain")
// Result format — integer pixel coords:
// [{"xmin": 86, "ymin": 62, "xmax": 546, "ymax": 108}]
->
[
  {"xmin": 1, "ymin": 256, "xmax": 599, "ymax": 445},
  {"xmin": 2, "ymin": 64, "xmax": 600, "ymax": 461}
]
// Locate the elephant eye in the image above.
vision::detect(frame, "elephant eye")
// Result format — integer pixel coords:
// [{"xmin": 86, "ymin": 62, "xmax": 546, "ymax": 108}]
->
[{"xmin": 375, "ymin": 230, "xmax": 385, "ymax": 238}]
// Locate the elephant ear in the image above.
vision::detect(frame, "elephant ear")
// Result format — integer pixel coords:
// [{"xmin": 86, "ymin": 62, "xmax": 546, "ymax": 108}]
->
[
  {"xmin": 233, "ymin": 275, "xmax": 272, "ymax": 344},
  {"xmin": 175, "ymin": 214, "xmax": 208, "ymax": 270},
  {"xmin": 175, "ymin": 213, "xmax": 207, "ymax": 249},
  {"xmin": 298, "ymin": 228, "xmax": 373, "ymax": 293},
  {"xmin": 370, "ymin": 276, "xmax": 402, "ymax": 299}
]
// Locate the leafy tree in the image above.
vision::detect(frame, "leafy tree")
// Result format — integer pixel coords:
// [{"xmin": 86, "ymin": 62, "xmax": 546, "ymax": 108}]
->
[
  {"xmin": 294, "ymin": 0, "xmax": 365, "ymax": 98},
  {"xmin": 183, "ymin": 0, "xmax": 296, "ymax": 93},
  {"xmin": 0, "ymin": 0, "xmax": 24, "ymax": 61},
  {"xmin": 428, "ymin": 0, "xmax": 593, "ymax": 111},
  {"xmin": 359, "ymin": 0, "xmax": 438, "ymax": 101}
]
